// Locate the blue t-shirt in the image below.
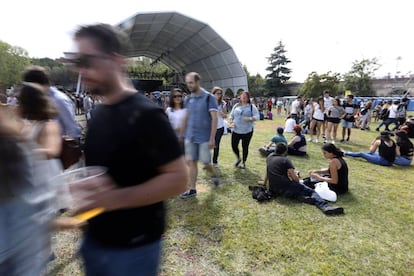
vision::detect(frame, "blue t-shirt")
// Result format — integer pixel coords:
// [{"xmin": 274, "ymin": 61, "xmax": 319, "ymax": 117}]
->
[{"xmin": 185, "ymin": 89, "xmax": 218, "ymax": 143}]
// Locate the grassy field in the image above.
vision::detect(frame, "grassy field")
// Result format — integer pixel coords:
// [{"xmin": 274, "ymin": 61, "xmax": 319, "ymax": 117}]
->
[{"xmin": 49, "ymin": 115, "xmax": 414, "ymax": 275}]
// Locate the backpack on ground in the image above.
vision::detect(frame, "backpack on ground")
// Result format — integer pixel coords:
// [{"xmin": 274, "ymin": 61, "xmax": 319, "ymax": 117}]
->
[{"xmin": 249, "ymin": 185, "xmax": 273, "ymax": 202}]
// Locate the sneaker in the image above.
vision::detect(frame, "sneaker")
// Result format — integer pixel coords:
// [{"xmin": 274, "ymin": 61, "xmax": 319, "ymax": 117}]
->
[
  {"xmin": 213, "ymin": 163, "xmax": 219, "ymax": 168},
  {"xmin": 340, "ymin": 139, "xmax": 345, "ymax": 143},
  {"xmin": 346, "ymin": 137, "xmax": 350, "ymax": 142},
  {"xmin": 315, "ymin": 139, "xmax": 319, "ymax": 143},
  {"xmin": 234, "ymin": 159, "xmax": 241, "ymax": 168},
  {"xmin": 323, "ymin": 138, "xmax": 327, "ymax": 144},
  {"xmin": 239, "ymin": 163, "xmax": 246, "ymax": 169},
  {"xmin": 212, "ymin": 176, "xmax": 220, "ymax": 187},
  {"xmin": 180, "ymin": 189, "xmax": 197, "ymax": 199},
  {"xmin": 331, "ymin": 140, "xmax": 336, "ymax": 144},
  {"xmin": 322, "ymin": 205, "xmax": 344, "ymax": 216},
  {"xmin": 375, "ymin": 128, "xmax": 380, "ymax": 132},
  {"xmin": 307, "ymin": 138, "xmax": 313, "ymax": 142}
]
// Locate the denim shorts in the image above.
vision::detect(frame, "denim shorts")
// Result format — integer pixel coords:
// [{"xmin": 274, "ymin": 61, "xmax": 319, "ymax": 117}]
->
[
  {"xmin": 185, "ymin": 140, "xmax": 211, "ymax": 164},
  {"xmin": 342, "ymin": 120, "xmax": 354, "ymax": 128}
]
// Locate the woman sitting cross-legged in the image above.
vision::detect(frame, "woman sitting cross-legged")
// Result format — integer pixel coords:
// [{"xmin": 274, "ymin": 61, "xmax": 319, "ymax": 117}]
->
[
  {"xmin": 394, "ymin": 130, "xmax": 413, "ymax": 166},
  {"xmin": 287, "ymin": 125, "xmax": 307, "ymax": 156},
  {"xmin": 304, "ymin": 143, "xmax": 349, "ymax": 195},
  {"xmin": 345, "ymin": 131, "xmax": 396, "ymax": 166}
]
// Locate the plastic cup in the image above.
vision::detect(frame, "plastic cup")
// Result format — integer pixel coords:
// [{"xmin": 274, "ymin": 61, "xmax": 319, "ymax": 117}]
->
[{"xmin": 52, "ymin": 166, "xmax": 108, "ymax": 221}]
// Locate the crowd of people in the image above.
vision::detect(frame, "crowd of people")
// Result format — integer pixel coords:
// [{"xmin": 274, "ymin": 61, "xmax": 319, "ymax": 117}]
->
[{"xmin": 0, "ymin": 22, "xmax": 413, "ymax": 276}]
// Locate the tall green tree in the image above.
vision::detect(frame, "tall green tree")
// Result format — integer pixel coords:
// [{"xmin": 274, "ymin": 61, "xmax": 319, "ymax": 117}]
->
[
  {"xmin": 127, "ymin": 57, "xmax": 174, "ymax": 85},
  {"xmin": 0, "ymin": 40, "xmax": 30, "ymax": 88},
  {"xmin": 300, "ymin": 71, "xmax": 342, "ymax": 98},
  {"xmin": 265, "ymin": 41, "xmax": 291, "ymax": 96},
  {"xmin": 243, "ymin": 65, "xmax": 266, "ymax": 97},
  {"xmin": 343, "ymin": 58, "xmax": 380, "ymax": 96}
]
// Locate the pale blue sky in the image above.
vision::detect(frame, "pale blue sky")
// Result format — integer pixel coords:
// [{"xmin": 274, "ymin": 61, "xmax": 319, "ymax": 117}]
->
[{"xmin": 1, "ymin": 0, "xmax": 412, "ymax": 81}]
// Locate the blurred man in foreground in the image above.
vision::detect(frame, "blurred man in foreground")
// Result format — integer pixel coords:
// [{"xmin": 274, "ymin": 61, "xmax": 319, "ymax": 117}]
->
[{"xmin": 71, "ymin": 24, "xmax": 188, "ymax": 275}]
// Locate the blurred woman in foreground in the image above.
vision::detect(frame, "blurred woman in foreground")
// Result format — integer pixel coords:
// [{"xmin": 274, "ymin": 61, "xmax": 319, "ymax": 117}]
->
[{"xmin": 0, "ymin": 105, "xmax": 52, "ymax": 275}]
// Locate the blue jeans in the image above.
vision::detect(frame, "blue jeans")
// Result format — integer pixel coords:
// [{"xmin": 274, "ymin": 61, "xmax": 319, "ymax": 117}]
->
[
  {"xmin": 394, "ymin": 156, "xmax": 412, "ymax": 166},
  {"xmin": 345, "ymin": 152, "xmax": 393, "ymax": 166},
  {"xmin": 80, "ymin": 234, "xmax": 161, "ymax": 276}
]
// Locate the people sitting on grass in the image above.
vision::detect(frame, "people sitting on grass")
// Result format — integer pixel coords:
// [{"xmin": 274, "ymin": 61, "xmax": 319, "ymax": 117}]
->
[
  {"xmin": 394, "ymin": 130, "xmax": 413, "ymax": 166},
  {"xmin": 259, "ymin": 127, "xmax": 287, "ymax": 156},
  {"xmin": 287, "ymin": 125, "xmax": 307, "ymax": 156},
  {"xmin": 264, "ymin": 143, "xmax": 344, "ymax": 216},
  {"xmin": 284, "ymin": 115, "xmax": 296, "ymax": 133},
  {"xmin": 345, "ymin": 131, "xmax": 396, "ymax": 166},
  {"xmin": 303, "ymin": 143, "xmax": 349, "ymax": 195}
]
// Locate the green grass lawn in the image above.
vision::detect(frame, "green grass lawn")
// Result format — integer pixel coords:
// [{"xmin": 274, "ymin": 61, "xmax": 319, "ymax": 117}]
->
[{"xmin": 49, "ymin": 115, "xmax": 414, "ymax": 275}]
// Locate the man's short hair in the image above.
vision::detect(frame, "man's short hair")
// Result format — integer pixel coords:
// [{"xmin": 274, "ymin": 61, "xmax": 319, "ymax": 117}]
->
[
  {"xmin": 74, "ymin": 23, "xmax": 130, "ymax": 55},
  {"xmin": 186, "ymin": 72, "xmax": 201, "ymax": 82},
  {"xmin": 22, "ymin": 66, "xmax": 50, "ymax": 85},
  {"xmin": 276, "ymin": 127, "xmax": 284, "ymax": 135},
  {"xmin": 275, "ymin": 142, "xmax": 288, "ymax": 155}
]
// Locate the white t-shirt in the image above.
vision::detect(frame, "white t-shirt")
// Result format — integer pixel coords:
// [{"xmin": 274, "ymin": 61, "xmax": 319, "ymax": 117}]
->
[
  {"xmin": 166, "ymin": 107, "xmax": 187, "ymax": 131},
  {"xmin": 323, "ymin": 96, "xmax": 334, "ymax": 111},
  {"xmin": 388, "ymin": 104, "xmax": 398, "ymax": 119},
  {"xmin": 285, "ymin": 118, "xmax": 296, "ymax": 133},
  {"xmin": 290, "ymin": 99, "xmax": 300, "ymax": 114},
  {"xmin": 217, "ymin": 101, "xmax": 227, "ymax": 129},
  {"xmin": 312, "ymin": 103, "xmax": 324, "ymax": 120}
]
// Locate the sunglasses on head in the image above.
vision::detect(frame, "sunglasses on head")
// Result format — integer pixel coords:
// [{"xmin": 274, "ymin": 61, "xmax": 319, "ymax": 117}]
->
[{"xmin": 73, "ymin": 54, "xmax": 110, "ymax": 68}]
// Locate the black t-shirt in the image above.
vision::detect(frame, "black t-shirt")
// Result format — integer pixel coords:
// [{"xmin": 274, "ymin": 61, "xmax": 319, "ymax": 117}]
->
[
  {"xmin": 343, "ymin": 102, "xmax": 358, "ymax": 122},
  {"xmin": 266, "ymin": 153, "xmax": 295, "ymax": 193},
  {"xmin": 397, "ymin": 139, "xmax": 414, "ymax": 159},
  {"xmin": 329, "ymin": 157, "xmax": 348, "ymax": 194},
  {"xmin": 84, "ymin": 92, "xmax": 182, "ymax": 248},
  {"xmin": 379, "ymin": 139, "xmax": 396, "ymax": 163}
]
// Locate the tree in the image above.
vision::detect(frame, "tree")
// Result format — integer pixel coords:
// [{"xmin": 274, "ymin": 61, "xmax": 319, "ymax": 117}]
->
[
  {"xmin": 243, "ymin": 65, "xmax": 266, "ymax": 97},
  {"xmin": 300, "ymin": 71, "xmax": 342, "ymax": 98},
  {"xmin": 0, "ymin": 40, "xmax": 30, "ymax": 88},
  {"xmin": 31, "ymin": 57, "xmax": 77, "ymax": 88},
  {"xmin": 127, "ymin": 57, "xmax": 175, "ymax": 85},
  {"xmin": 343, "ymin": 58, "xmax": 380, "ymax": 96},
  {"xmin": 265, "ymin": 41, "xmax": 291, "ymax": 96}
]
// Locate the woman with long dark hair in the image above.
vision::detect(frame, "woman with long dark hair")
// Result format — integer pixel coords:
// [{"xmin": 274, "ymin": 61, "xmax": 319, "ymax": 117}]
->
[
  {"xmin": 306, "ymin": 143, "xmax": 349, "ymax": 194},
  {"xmin": 345, "ymin": 131, "xmax": 396, "ymax": 166},
  {"xmin": 0, "ymin": 104, "xmax": 53, "ymax": 275},
  {"xmin": 325, "ymin": 98, "xmax": 344, "ymax": 144},
  {"xmin": 211, "ymin": 86, "xmax": 227, "ymax": 168},
  {"xmin": 229, "ymin": 91, "xmax": 260, "ymax": 169},
  {"xmin": 287, "ymin": 125, "xmax": 307, "ymax": 156},
  {"xmin": 165, "ymin": 88, "xmax": 186, "ymax": 150},
  {"xmin": 308, "ymin": 97, "xmax": 325, "ymax": 143},
  {"xmin": 394, "ymin": 130, "xmax": 413, "ymax": 166},
  {"xmin": 18, "ymin": 82, "xmax": 61, "ymax": 159}
]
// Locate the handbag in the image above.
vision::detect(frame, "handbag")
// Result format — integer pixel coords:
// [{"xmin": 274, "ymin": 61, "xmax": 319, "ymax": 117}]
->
[{"xmin": 60, "ymin": 137, "xmax": 81, "ymax": 169}]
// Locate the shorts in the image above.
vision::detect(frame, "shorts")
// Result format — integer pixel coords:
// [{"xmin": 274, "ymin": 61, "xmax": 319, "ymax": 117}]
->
[
  {"xmin": 327, "ymin": 117, "xmax": 341, "ymax": 124},
  {"xmin": 324, "ymin": 114, "xmax": 328, "ymax": 121},
  {"xmin": 185, "ymin": 140, "xmax": 211, "ymax": 164},
  {"xmin": 342, "ymin": 120, "xmax": 354, "ymax": 128}
]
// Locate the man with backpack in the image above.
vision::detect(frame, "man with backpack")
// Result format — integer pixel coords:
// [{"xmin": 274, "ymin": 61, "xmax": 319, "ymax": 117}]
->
[{"xmin": 179, "ymin": 72, "xmax": 220, "ymax": 199}]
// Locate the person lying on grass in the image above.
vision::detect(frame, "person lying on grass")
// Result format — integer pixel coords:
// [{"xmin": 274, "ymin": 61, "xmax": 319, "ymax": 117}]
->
[
  {"xmin": 260, "ymin": 142, "xmax": 344, "ymax": 216},
  {"xmin": 303, "ymin": 143, "xmax": 349, "ymax": 195}
]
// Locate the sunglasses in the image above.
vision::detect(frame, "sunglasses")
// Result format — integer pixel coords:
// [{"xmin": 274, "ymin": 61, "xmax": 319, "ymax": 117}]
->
[
  {"xmin": 73, "ymin": 54, "xmax": 110, "ymax": 68},
  {"xmin": 173, "ymin": 95, "xmax": 182, "ymax": 98}
]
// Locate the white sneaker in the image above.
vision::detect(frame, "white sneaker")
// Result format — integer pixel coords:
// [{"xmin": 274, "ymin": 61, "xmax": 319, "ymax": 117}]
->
[
  {"xmin": 213, "ymin": 163, "xmax": 219, "ymax": 168},
  {"xmin": 307, "ymin": 138, "xmax": 312, "ymax": 142},
  {"xmin": 332, "ymin": 140, "xmax": 336, "ymax": 144},
  {"xmin": 315, "ymin": 139, "xmax": 319, "ymax": 143}
]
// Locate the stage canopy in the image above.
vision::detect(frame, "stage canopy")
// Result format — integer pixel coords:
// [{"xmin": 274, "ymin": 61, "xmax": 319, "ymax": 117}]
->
[{"xmin": 117, "ymin": 12, "xmax": 248, "ymax": 94}]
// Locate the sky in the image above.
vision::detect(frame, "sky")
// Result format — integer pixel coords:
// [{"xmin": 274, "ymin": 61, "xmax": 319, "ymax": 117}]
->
[{"xmin": 1, "ymin": 0, "xmax": 413, "ymax": 82}]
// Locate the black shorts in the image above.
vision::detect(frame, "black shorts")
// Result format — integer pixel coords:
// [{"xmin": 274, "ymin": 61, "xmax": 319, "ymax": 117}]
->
[
  {"xmin": 327, "ymin": 117, "xmax": 341, "ymax": 124},
  {"xmin": 324, "ymin": 114, "xmax": 328, "ymax": 121}
]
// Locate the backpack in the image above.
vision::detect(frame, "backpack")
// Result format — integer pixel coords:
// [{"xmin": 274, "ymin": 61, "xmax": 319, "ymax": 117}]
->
[
  {"xmin": 249, "ymin": 185, "xmax": 273, "ymax": 202},
  {"xmin": 379, "ymin": 108, "xmax": 390, "ymax": 120},
  {"xmin": 397, "ymin": 104, "xmax": 406, "ymax": 119}
]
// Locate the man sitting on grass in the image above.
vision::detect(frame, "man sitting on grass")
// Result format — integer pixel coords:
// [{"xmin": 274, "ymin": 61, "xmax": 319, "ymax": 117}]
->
[
  {"xmin": 259, "ymin": 127, "xmax": 287, "ymax": 156},
  {"xmin": 264, "ymin": 143, "xmax": 344, "ymax": 216}
]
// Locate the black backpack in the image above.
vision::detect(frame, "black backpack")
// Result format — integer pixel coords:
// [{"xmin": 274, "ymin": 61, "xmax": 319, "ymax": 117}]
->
[{"xmin": 249, "ymin": 185, "xmax": 273, "ymax": 202}]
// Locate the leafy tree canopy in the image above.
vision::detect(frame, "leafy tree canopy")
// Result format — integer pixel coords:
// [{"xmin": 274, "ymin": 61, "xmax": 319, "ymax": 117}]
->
[
  {"xmin": 300, "ymin": 71, "xmax": 342, "ymax": 99},
  {"xmin": 343, "ymin": 58, "xmax": 380, "ymax": 96},
  {"xmin": 0, "ymin": 40, "xmax": 30, "ymax": 88}
]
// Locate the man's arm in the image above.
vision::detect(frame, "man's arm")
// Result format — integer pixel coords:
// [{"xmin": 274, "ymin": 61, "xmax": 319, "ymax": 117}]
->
[
  {"xmin": 75, "ymin": 156, "xmax": 188, "ymax": 213},
  {"xmin": 54, "ymin": 92, "xmax": 81, "ymax": 138}
]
